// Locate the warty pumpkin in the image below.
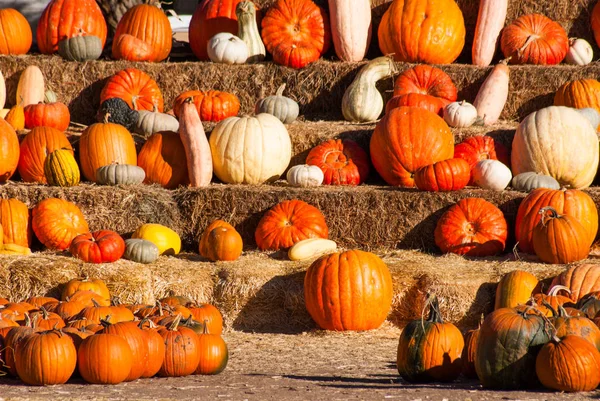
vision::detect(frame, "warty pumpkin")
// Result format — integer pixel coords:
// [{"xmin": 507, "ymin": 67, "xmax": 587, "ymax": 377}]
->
[
  {"xmin": 306, "ymin": 139, "xmax": 369, "ymax": 185},
  {"xmin": 18, "ymin": 126, "xmax": 73, "ymax": 184},
  {"xmin": 0, "ymin": 9, "xmax": 32, "ymax": 55}
]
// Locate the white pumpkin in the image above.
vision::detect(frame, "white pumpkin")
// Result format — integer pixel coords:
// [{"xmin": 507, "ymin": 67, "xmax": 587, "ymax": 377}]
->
[
  {"xmin": 577, "ymin": 107, "xmax": 600, "ymax": 131},
  {"xmin": 209, "ymin": 113, "xmax": 292, "ymax": 184},
  {"xmin": 207, "ymin": 32, "xmax": 249, "ymax": 64},
  {"xmin": 565, "ymin": 38, "xmax": 593, "ymax": 66},
  {"xmin": 511, "ymin": 106, "xmax": 599, "ymax": 189},
  {"xmin": 288, "ymin": 238, "xmax": 337, "ymax": 261},
  {"xmin": 135, "ymin": 106, "xmax": 180, "ymax": 136},
  {"xmin": 286, "ymin": 164, "xmax": 324, "ymax": 187},
  {"xmin": 443, "ymin": 101, "xmax": 478, "ymax": 128},
  {"xmin": 473, "ymin": 159, "xmax": 512, "ymax": 191}
]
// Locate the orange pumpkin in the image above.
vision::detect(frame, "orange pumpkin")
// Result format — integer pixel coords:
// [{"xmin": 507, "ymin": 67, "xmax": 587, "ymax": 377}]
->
[
  {"xmin": 24, "ymin": 99, "xmax": 70, "ymax": 131},
  {"xmin": 100, "ymin": 68, "xmax": 163, "ymax": 112},
  {"xmin": 31, "ymin": 198, "xmax": 89, "ymax": 250},
  {"xmin": 195, "ymin": 323, "xmax": 228, "ymax": 375},
  {"xmin": 554, "ymin": 79, "xmax": 600, "ymax": 114},
  {"xmin": 201, "ymin": 226, "xmax": 243, "ymax": 262},
  {"xmin": 255, "ymin": 200, "xmax": 329, "ymax": 251},
  {"xmin": 413, "ymin": 158, "xmax": 470, "ymax": 192},
  {"xmin": 0, "ymin": 9, "xmax": 32, "ymax": 55},
  {"xmin": 494, "ymin": 270, "xmax": 538, "ymax": 310},
  {"xmin": 100, "ymin": 320, "xmax": 149, "ymax": 382},
  {"xmin": 173, "ymin": 90, "xmax": 240, "ymax": 122},
  {"xmin": 199, "ymin": 220, "xmax": 235, "ymax": 258},
  {"xmin": 0, "ymin": 118, "xmax": 19, "ymax": 183},
  {"xmin": 369, "ymin": 106, "xmax": 454, "ymax": 187},
  {"xmin": 305, "ymin": 139, "xmax": 370, "ymax": 185},
  {"xmin": 137, "ymin": 131, "xmax": 189, "ymax": 189},
  {"xmin": 550, "ymin": 264, "xmax": 600, "ymax": 303},
  {"xmin": 111, "ymin": 33, "xmax": 154, "ymax": 62},
  {"xmin": 61, "ymin": 278, "xmax": 110, "ymax": 303},
  {"xmin": 0, "ymin": 198, "xmax": 32, "ymax": 248},
  {"xmin": 188, "ymin": 303, "xmax": 224, "ymax": 335},
  {"xmin": 157, "ymin": 317, "xmax": 201, "ymax": 377},
  {"xmin": 17, "ymin": 126, "xmax": 73, "ymax": 184}
]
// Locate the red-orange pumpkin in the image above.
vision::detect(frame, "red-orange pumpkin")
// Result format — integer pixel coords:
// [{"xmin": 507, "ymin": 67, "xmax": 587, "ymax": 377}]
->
[
  {"xmin": 0, "ymin": 9, "xmax": 32, "ymax": 55},
  {"xmin": 100, "ymin": 68, "xmax": 163, "ymax": 112},
  {"xmin": 414, "ymin": 158, "xmax": 470, "ymax": 192},
  {"xmin": 137, "ymin": 131, "xmax": 189, "ymax": 189},
  {"xmin": 255, "ymin": 200, "xmax": 329, "ymax": 251},
  {"xmin": 0, "ymin": 118, "xmax": 19, "ymax": 183},
  {"xmin": 261, "ymin": 0, "xmax": 331, "ymax": 68},
  {"xmin": 24, "ymin": 101, "xmax": 70, "ymax": 132},
  {"xmin": 305, "ymin": 139, "xmax": 369, "ymax": 185},
  {"xmin": 17, "ymin": 126, "xmax": 73, "ymax": 184},
  {"xmin": 69, "ymin": 230, "xmax": 126, "ymax": 264},
  {"xmin": 173, "ymin": 90, "xmax": 240, "ymax": 122},
  {"xmin": 32, "ymin": 198, "xmax": 89, "ymax": 250},
  {"xmin": 0, "ymin": 198, "xmax": 31, "ymax": 247},
  {"xmin": 435, "ymin": 198, "xmax": 508, "ymax": 256}
]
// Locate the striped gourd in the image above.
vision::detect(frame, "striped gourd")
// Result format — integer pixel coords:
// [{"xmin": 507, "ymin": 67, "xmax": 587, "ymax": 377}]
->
[{"xmin": 44, "ymin": 148, "xmax": 80, "ymax": 187}]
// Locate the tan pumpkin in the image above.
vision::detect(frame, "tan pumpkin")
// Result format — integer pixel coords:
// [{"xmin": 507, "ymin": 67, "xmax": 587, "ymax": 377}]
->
[{"xmin": 16, "ymin": 66, "xmax": 45, "ymax": 107}]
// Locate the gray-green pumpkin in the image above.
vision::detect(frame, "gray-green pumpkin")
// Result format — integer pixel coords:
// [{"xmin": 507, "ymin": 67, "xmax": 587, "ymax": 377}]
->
[
  {"xmin": 123, "ymin": 238, "xmax": 159, "ymax": 264},
  {"xmin": 255, "ymin": 84, "xmax": 299, "ymax": 124},
  {"xmin": 58, "ymin": 35, "xmax": 103, "ymax": 62},
  {"xmin": 96, "ymin": 163, "xmax": 145, "ymax": 185},
  {"xmin": 511, "ymin": 172, "xmax": 560, "ymax": 192},
  {"xmin": 135, "ymin": 105, "xmax": 180, "ymax": 137}
]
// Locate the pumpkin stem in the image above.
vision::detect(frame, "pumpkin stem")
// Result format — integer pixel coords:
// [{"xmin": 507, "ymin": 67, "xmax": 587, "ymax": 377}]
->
[
  {"xmin": 540, "ymin": 299, "xmax": 558, "ymax": 317},
  {"xmin": 102, "ymin": 112, "xmax": 111, "ymax": 124},
  {"xmin": 100, "ymin": 315, "xmax": 113, "ymax": 327},
  {"xmin": 202, "ymin": 318, "xmax": 210, "ymax": 335},
  {"xmin": 183, "ymin": 97, "xmax": 195, "ymax": 105},
  {"xmin": 131, "ymin": 96, "xmax": 140, "ymax": 111},
  {"xmin": 538, "ymin": 206, "xmax": 560, "ymax": 226},
  {"xmin": 421, "ymin": 294, "xmax": 443, "ymax": 325},
  {"xmin": 40, "ymin": 306, "xmax": 49, "ymax": 320},
  {"xmin": 548, "ymin": 285, "xmax": 571, "ymax": 297},
  {"xmin": 168, "ymin": 314, "xmax": 182, "ymax": 331},
  {"xmin": 275, "ymin": 84, "xmax": 287, "ymax": 97},
  {"xmin": 23, "ymin": 313, "xmax": 32, "ymax": 328},
  {"xmin": 91, "ymin": 298, "xmax": 100, "ymax": 308},
  {"xmin": 517, "ymin": 34, "xmax": 540, "ymax": 59}
]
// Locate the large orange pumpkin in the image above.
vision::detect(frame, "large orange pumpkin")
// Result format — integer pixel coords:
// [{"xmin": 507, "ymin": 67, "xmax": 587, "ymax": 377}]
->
[
  {"xmin": 36, "ymin": 0, "xmax": 107, "ymax": 54},
  {"xmin": 554, "ymin": 79, "xmax": 600, "ymax": 114},
  {"xmin": 0, "ymin": 117, "xmax": 19, "ymax": 183},
  {"xmin": 137, "ymin": 131, "xmax": 189, "ymax": 189},
  {"xmin": 0, "ymin": 9, "xmax": 32, "ymax": 55},
  {"xmin": 112, "ymin": 4, "xmax": 172, "ymax": 62},
  {"xmin": 32, "ymin": 198, "xmax": 89, "ymax": 250},
  {"xmin": 100, "ymin": 68, "xmax": 164, "ymax": 112},
  {"xmin": 79, "ymin": 120, "xmax": 137, "ymax": 182},
  {"xmin": 515, "ymin": 188, "xmax": 598, "ymax": 254},
  {"xmin": 550, "ymin": 264, "xmax": 600, "ymax": 303},
  {"xmin": 260, "ymin": 0, "xmax": 331, "ymax": 68},
  {"xmin": 369, "ymin": 106, "xmax": 454, "ymax": 187},
  {"xmin": 0, "ymin": 198, "xmax": 31, "ymax": 248},
  {"xmin": 18, "ymin": 126, "xmax": 73, "ymax": 184},
  {"xmin": 378, "ymin": 0, "xmax": 465, "ymax": 64},
  {"xmin": 304, "ymin": 250, "xmax": 393, "ymax": 331},
  {"xmin": 255, "ymin": 200, "xmax": 328, "ymax": 250},
  {"xmin": 173, "ymin": 90, "xmax": 240, "ymax": 122}
]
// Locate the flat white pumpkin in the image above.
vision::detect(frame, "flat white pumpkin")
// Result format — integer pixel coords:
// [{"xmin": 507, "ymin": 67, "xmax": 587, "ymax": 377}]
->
[
  {"xmin": 443, "ymin": 101, "xmax": 478, "ymax": 128},
  {"xmin": 473, "ymin": 159, "xmax": 512, "ymax": 190},
  {"xmin": 207, "ymin": 32, "xmax": 249, "ymax": 65},
  {"xmin": 286, "ymin": 164, "xmax": 324, "ymax": 187}
]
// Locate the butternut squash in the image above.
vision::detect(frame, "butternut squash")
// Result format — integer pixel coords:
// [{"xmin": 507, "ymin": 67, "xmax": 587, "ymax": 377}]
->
[
  {"xmin": 473, "ymin": 59, "xmax": 510, "ymax": 125},
  {"xmin": 472, "ymin": 0, "xmax": 508, "ymax": 67},
  {"xmin": 328, "ymin": 0, "xmax": 372, "ymax": 62},
  {"xmin": 178, "ymin": 97, "xmax": 212, "ymax": 187},
  {"xmin": 16, "ymin": 65, "xmax": 45, "ymax": 107}
]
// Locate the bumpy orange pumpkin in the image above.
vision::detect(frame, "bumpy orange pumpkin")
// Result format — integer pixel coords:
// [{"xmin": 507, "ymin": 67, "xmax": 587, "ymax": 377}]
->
[
  {"xmin": 305, "ymin": 139, "xmax": 370, "ymax": 185},
  {"xmin": 32, "ymin": 198, "xmax": 89, "ymax": 250},
  {"xmin": 100, "ymin": 68, "xmax": 163, "ymax": 112}
]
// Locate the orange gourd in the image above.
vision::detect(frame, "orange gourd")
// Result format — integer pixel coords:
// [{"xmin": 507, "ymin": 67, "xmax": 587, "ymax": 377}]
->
[{"xmin": 31, "ymin": 198, "xmax": 89, "ymax": 250}]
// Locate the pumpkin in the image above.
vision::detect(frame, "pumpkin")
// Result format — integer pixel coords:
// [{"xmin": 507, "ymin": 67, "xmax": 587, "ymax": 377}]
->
[
  {"xmin": 370, "ymin": 107, "xmax": 454, "ymax": 187},
  {"xmin": 96, "ymin": 163, "xmax": 146, "ymax": 186},
  {"xmin": 261, "ymin": 0, "xmax": 331, "ymax": 69},
  {"xmin": 472, "ymin": 0, "xmax": 508, "ymax": 66},
  {"xmin": 36, "ymin": 0, "xmax": 107, "ymax": 54},
  {"xmin": 461, "ymin": 325, "xmax": 480, "ymax": 379},
  {"xmin": 207, "ymin": 32, "xmax": 248, "ymax": 64},
  {"xmin": 16, "ymin": 65, "xmax": 45, "ymax": 108},
  {"xmin": 188, "ymin": 304, "xmax": 223, "ymax": 335},
  {"xmin": 97, "ymin": 98, "xmax": 139, "ymax": 132},
  {"xmin": 18, "ymin": 126, "xmax": 73, "ymax": 184},
  {"xmin": 173, "ymin": 90, "xmax": 240, "ymax": 122},
  {"xmin": 58, "ymin": 34, "xmax": 103, "ymax": 61},
  {"xmin": 577, "ymin": 107, "xmax": 600, "ymax": 130},
  {"xmin": 0, "ymin": 9, "xmax": 32, "ymax": 55},
  {"xmin": 77, "ymin": 333, "xmax": 133, "ymax": 384},
  {"xmin": 443, "ymin": 101, "xmax": 478, "ymax": 128},
  {"xmin": 495, "ymin": 270, "xmax": 538, "ymax": 310},
  {"xmin": 44, "ymin": 148, "xmax": 80, "ymax": 187},
  {"xmin": 578, "ymin": 292, "xmax": 600, "ymax": 319},
  {"xmin": 134, "ymin": 106, "xmax": 179, "ymax": 137},
  {"xmin": 435, "ymin": 198, "xmax": 507, "ymax": 257},
  {"xmin": 511, "ymin": 172, "xmax": 560, "ymax": 192},
  {"xmin": 472, "ymin": 159, "xmax": 512, "ymax": 191},
  {"xmin": 157, "ymin": 317, "xmax": 201, "ymax": 377},
  {"xmin": 0, "ymin": 243, "xmax": 31, "ymax": 255},
  {"xmin": 15, "ymin": 330, "xmax": 77, "ymax": 385},
  {"xmin": 255, "ymin": 200, "xmax": 328, "ymax": 251},
  {"xmin": 550, "ymin": 264, "xmax": 600, "ymax": 303},
  {"xmin": 195, "ymin": 323, "xmax": 229, "ymax": 375},
  {"xmin": 236, "ymin": 1, "xmax": 265, "ymax": 63},
  {"xmin": 288, "ymin": 238, "xmax": 337, "ymax": 261},
  {"xmin": 0, "ymin": 199, "xmax": 30, "ymax": 248},
  {"xmin": 565, "ymin": 38, "xmax": 594, "ymax": 66},
  {"xmin": 475, "ymin": 306, "xmax": 553, "ymax": 389},
  {"xmin": 328, "ymin": 0, "xmax": 371, "ymax": 62},
  {"xmin": 304, "ymin": 249, "xmax": 393, "ymax": 331},
  {"xmin": 306, "ymin": 139, "xmax": 369, "ymax": 185},
  {"xmin": 178, "ymin": 97, "xmax": 213, "ymax": 187},
  {"xmin": 79, "ymin": 119, "xmax": 137, "ymax": 183},
  {"xmin": 69, "ymin": 230, "xmax": 126, "ymax": 264},
  {"xmin": 53, "ymin": 301, "xmax": 87, "ymax": 321},
  {"xmin": 397, "ymin": 296, "xmax": 464, "ymax": 382},
  {"xmin": 536, "ymin": 335, "xmax": 600, "ymax": 392},
  {"xmin": 100, "ymin": 320, "xmax": 148, "ymax": 381},
  {"xmin": 5, "ymin": 103, "xmax": 25, "ymax": 130},
  {"xmin": 32, "ymin": 198, "xmax": 89, "ymax": 251},
  {"xmin": 112, "ymin": 4, "xmax": 172, "ymax": 62},
  {"xmin": 3, "ymin": 324, "xmax": 36, "ymax": 377},
  {"xmin": 551, "ymin": 305, "xmax": 600, "ymax": 350},
  {"xmin": 200, "ymin": 224, "xmax": 243, "ymax": 262},
  {"xmin": 341, "ymin": 56, "xmax": 395, "ymax": 123},
  {"xmin": 255, "ymin": 84, "xmax": 299, "ymax": 124},
  {"xmin": 137, "ymin": 131, "xmax": 188, "ymax": 189},
  {"xmin": 286, "ymin": 164, "xmax": 324, "ymax": 187},
  {"xmin": 24, "ymin": 95, "xmax": 71, "ymax": 132},
  {"xmin": 132, "ymin": 223, "xmax": 181, "ymax": 256},
  {"xmin": 413, "ymin": 158, "xmax": 470, "ymax": 192},
  {"xmin": 29, "ymin": 308, "xmax": 65, "ymax": 330},
  {"xmin": 111, "ymin": 33, "xmax": 154, "ymax": 62},
  {"xmin": 512, "ymin": 106, "xmax": 598, "ymax": 189},
  {"xmin": 514, "ymin": 188, "xmax": 598, "ymax": 254},
  {"xmin": 210, "ymin": 114, "xmax": 291, "ymax": 184},
  {"xmin": 554, "ymin": 79, "xmax": 600, "ymax": 113},
  {"xmin": 138, "ymin": 320, "xmax": 165, "ymax": 378},
  {"xmin": 198, "ymin": 220, "xmax": 234, "ymax": 259},
  {"xmin": 378, "ymin": 0, "xmax": 465, "ymax": 64},
  {"xmin": 501, "ymin": 14, "xmax": 568, "ymax": 65},
  {"xmin": 62, "ymin": 278, "xmax": 110, "ymax": 303},
  {"xmin": 530, "ymin": 287, "xmax": 576, "ymax": 317},
  {"xmin": 123, "ymin": 238, "xmax": 160, "ymax": 264},
  {"xmin": 0, "ymin": 117, "xmax": 19, "ymax": 183},
  {"xmin": 100, "ymin": 68, "xmax": 163, "ymax": 112}
]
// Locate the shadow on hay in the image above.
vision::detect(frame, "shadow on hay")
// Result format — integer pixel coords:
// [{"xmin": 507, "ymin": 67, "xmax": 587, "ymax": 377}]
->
[
  {"xmin": 68, "ymin": 76, "xmax": 110, "ymax": 125},
  {"xmin": 516, "ymin": 93, "xmax": 556, "ymax": 121},
  {"xmin": 456, "ymin": 282, "xmax": 495, "ymax": 329}
]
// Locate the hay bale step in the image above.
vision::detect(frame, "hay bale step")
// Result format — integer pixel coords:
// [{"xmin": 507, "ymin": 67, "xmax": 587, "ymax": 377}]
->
[{"xmin": 0, "ymin": 250, "xmax": 566, "ymax": 332}]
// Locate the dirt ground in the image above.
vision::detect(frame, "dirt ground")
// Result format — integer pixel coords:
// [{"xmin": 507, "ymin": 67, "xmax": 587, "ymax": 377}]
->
[{"xmin": 0, "ymin": 326, "xmax": 596, "ymax": 401}]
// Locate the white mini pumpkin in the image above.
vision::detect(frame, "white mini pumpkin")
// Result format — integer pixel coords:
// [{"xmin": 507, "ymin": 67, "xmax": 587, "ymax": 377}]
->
[
  {"xmin": 443, "ymin": 101, "xmax": 478, "ymax": 128},
  {"xmin": 473, "ymin": 159, "xmax": 512, "ymax": 191},
  {"xmin": 207, "ymin": 32, "xmax": 249, "ymax": 64},
  {"xmin": 286, "ymin": 164, "xmax": 324, "ymax": 187},
  {"xmin": 565, "ymin": 38, "xmax": 593, "ymax": 66}
]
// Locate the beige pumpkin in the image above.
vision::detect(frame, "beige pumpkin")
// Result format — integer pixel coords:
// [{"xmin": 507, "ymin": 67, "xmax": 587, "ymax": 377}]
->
[
  {"xmin": 209, "ymin": 113, "xmax": 291, "ymax": 184},
  {"xmin": 286, "ymin": 164, "xmax": 324, "ymax": 187},
  {"xmin": 16, "ymin": 66, "xmax": 45, "ymax": 107},
  {"xmin": 472, "ymin": 159, "xmax": 512, "ymax": 191},
  {"xmin": 443, "ymin": 101, "xmax": 478, "ymax": 128},
  {"xmin": 288, "ymin": 238, "xmax": 337, "ymax": 261},
  {"xmin": 328, "ymin": 0, "xmax": 372, "ymax": 62},
  {"xmin": 512, "ymin": 106, "xmax": 598, "ymax": 189},
  {"xmin": 565, "ymin": 38, "xmax": 593, "ymax": 66}
]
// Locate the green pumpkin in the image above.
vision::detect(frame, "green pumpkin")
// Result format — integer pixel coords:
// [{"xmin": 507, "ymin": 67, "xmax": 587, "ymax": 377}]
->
[
  {"xmin": 58, "ymin": 35, "xmax": 103, "ymax": 62},
  {"xmin": 96, "ymin": 163, "xmax": 145, "ymax": 186},
  {"xmin": 44, "ymin": 148, "xmax": 80, "ymax": 187},
  {"xmin": 511, "ymin": 172, "xmax": 560, "ymax": 192},
  {"xmin": 123, "ymin": 238, "xmax": 159, "ymax": 264}
]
